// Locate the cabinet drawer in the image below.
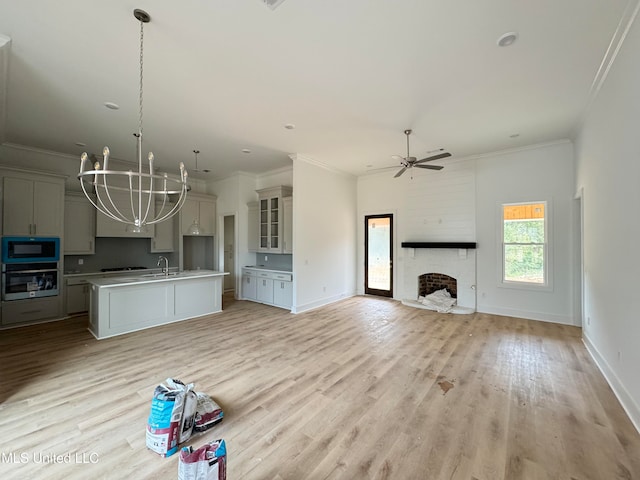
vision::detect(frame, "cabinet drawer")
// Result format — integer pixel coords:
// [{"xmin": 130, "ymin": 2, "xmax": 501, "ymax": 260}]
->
[
  {"xmin": 273, "ymin": 273, "xmax": 292, "ymax": 282},
  {"xmin": 242, "ymin": 268, "xmax": 258, "ymax": 277},
  {"xmin": 2, "ymin": 297, "xmax": 60, "ymax": 326}
]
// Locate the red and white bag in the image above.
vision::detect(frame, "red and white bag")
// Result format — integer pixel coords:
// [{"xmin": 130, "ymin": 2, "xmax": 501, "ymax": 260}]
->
[
  {"xmin": 178, "ymin": 439, "xmax": 227, "ymax": 480},
  {"xmin": 146, "ymin": 378, "xmax": 195, "ymax": 457}
]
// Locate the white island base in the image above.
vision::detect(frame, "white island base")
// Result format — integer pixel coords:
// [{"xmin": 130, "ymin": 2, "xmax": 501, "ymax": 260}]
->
[{"xmin": 87, "ymin": 270, "xmax": 228, "ymax": 339}]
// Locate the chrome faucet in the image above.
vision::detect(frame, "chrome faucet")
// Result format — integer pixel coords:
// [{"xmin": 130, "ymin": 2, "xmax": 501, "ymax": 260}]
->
[{"xmin": 157, "ymin": 256, "xmax": 169, "ymax": 276}]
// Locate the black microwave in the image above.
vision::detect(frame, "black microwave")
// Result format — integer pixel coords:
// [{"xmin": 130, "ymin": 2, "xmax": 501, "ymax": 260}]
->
[{"xmin": 1, "ymin": 237, "xmax": 60, "ymax": 263}]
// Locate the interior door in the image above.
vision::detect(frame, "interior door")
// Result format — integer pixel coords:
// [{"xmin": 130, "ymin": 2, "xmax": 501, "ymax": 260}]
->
[{"xmin": 365, "ymin": 214, "xmax": 393, "ymax": 297}]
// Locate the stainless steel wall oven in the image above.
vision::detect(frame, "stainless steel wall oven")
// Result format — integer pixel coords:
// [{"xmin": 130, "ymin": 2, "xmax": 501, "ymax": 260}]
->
[{"xmin": 1, "ymin": 237, "xmax": 60, "ymax": 300}]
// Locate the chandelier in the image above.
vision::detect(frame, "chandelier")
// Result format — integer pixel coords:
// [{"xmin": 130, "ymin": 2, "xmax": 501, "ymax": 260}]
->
[{"xmin": 78, "ymin": 9, "xmax": 188, "ymax": 232}]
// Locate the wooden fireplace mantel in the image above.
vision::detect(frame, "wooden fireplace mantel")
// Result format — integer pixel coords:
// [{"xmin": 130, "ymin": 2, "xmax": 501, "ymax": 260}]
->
[{"xmin": 401, "ymin": 242, "xmax": 477, "ymax": 249}]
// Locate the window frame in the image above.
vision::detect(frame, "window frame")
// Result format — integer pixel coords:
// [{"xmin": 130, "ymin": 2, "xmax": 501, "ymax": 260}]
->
[{"xmin": 498, "ymin": 200, "xmax": 553, "ymax": 292}]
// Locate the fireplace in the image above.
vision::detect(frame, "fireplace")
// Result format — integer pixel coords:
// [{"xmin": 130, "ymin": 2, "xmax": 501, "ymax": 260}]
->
[
  {"xmin": 419, "ymin": 273, "xmax": 457, "ymax": 298},
  {"xmin": 401, "ymin": 246, "xmax": 476, "ymax": 313}
]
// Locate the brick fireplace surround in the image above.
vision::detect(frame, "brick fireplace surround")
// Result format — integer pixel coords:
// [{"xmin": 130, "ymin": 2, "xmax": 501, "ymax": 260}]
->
[{"xmin": 401, "ymin": 245, "xmax": 476, "ymax": 312}]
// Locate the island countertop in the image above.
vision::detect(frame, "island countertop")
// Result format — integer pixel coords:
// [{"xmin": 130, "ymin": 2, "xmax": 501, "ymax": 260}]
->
[
  {"xmin": 87, "ymin": 269, "xmax": 228, "ymax": 288},
  {"xmin": 88, "ymin": 270, "xmax": 228, "ymax": 339}
]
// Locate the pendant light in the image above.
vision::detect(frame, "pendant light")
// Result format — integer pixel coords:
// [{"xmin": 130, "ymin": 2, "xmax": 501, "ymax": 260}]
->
[{"xmin": 78, "ymin": 9, "xmax": 189, "ymax": 232}]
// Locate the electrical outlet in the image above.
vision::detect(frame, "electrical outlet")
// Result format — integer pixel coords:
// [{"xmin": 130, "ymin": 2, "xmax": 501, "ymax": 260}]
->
[
  {"xmin": 618, "ymin": 351, "xmax": 622, "ymax": 363},
  {"xmin": 323, "ymin": 286, "xmax": 326, "ymax": 293},
  {"xmin": 264, "ymin": 255, "xmax": 268, "ymax": 262},
  {"xmin": 78, "ymin": 259, "xmax": 84, "ymax": 265},
  {"xmin": 587, "ymin": 316, "xmax": 591, "ymax": 325}
]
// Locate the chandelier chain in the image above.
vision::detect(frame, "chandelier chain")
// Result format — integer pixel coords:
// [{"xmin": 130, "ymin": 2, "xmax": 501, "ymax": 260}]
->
[{"xmin": 139, "ymin": 20, "xmax": 144, "ymax": 138}]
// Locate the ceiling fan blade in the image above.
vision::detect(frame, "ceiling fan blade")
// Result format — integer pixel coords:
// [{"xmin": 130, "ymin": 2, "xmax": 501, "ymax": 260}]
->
[
  {"xmin": 414, "ymin": 152, "xmax": 452, "ymax": 164},
  {"xmin": 366, "ymin": 165, "xmax": 399, "ymax": 172},
  {"xmin": 394, "ymin": 167, "xmax": 407, "ymax": 178},
  {"xmin": 391, "ymin": 155, "xmax": 405, "ymax": 162},
  {"xmin": 414, "ymin": 164, "xmax": 444, "ymax": 171}
]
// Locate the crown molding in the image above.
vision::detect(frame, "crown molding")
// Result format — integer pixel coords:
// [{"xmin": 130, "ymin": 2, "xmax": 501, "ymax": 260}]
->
[
  {"xmin": 289, "ymin": 153, "xmax": 355, "ymax": 179},
  {"xmin": 574, "ymin": 0, "xmax": 640, "ymax": 135}
]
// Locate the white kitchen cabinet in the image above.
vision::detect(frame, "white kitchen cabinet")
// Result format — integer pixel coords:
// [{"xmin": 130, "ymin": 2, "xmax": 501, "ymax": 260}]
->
[
  {"xmin": 282, "ymin": 196, "xmax": 293, "ymax": 254},
  {"xmin": 151, "ymin": 201, "xmax": 176, "ymax": 252},
  {"xmin": 1, "ymin": 296, "xmax": 60, "ymax": 326},
  {"xmin": 3, "ymin": 176, "xmax": 64, "ymax": 236},
  {"xmin": 256, "ymin": 276, "xmax": 274, "ymax": 304},
  {"xmin": 181, "ymin": 193, "xmax": 217, "ymax": 236},
  {"xmin": 247, "ymin": 201, "xmax": 258, "ymax": 252},
  {"xmin": 273, "ymin": 279, "xmax": 293, "ymax": 308},
  {"xmin": 256, "ymin": 186, "xmax": 292, "ymax": 253},
  {"xmin": 242, "ymin": 270, "xmax": 258, "ymax": 300},
  {"xmin": 95, "ymin": 191, "xmax": 154, "ymax": 238},
  {"xmin": 65, "ymin": 278, "xmax": 90, "ymax": 314},
  {"xmin": 64, "ymin": 193, "xmax": 95, "ymax": 254},
  {"xmin": 242, "ymin": 267, "xmax": 292, "ymax": 309}
]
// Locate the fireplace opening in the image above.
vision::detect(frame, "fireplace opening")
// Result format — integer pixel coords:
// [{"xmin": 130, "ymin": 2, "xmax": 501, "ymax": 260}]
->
[{"xmin": 418, "ymin": 273, "xmax": 457, "ymax": 298}]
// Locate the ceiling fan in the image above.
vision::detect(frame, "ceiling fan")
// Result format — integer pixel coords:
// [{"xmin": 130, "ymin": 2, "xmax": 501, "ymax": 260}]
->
[{"xmin": 392, "ymin": 129, "xmax": 451, "ymax": 178}]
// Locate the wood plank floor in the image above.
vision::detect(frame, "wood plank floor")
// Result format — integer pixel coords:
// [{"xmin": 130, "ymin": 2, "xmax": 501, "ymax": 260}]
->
[{"xmin": 1, "ymin": 294, "xmax": 639, "ymax": 479}]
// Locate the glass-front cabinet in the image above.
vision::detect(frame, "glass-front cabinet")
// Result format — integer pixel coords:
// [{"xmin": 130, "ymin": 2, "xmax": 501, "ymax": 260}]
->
[{"xmin": 256, "ymin": 186, "xmax": 292, "ymax": 253}]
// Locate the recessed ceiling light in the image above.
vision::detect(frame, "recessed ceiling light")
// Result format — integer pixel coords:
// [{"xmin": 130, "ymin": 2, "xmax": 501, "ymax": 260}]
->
[
  {"xmin": 104, "ymin": 102, "xmax": 120, "ymax": 110},
  {"xmin": 242, "ymin": 148, "xmax": 251, "ymax": 154},
  {"xmin": 284, "ymin": 123, "xmax": 295, "ymax": 130},
  {"xmin": 497, "ymin": 32, "xmax": 518, "ymax": 47},
  {"xmin": 75, "ymin": 142, "xmax": 87, "ymax": 147}
]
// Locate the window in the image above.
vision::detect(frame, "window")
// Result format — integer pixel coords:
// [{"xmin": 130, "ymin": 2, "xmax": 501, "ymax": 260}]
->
[{"xmin": 502, "ymin": 202, "xmax": 547, "ymax": 286}]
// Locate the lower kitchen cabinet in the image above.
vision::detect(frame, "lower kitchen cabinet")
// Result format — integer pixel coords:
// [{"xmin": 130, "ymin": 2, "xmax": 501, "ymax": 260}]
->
[
  {"xmin": 241, "ymin": 268, "xmax": 292, "ymax": 310},
  {"xmin": 273, "ymin": 280, "xmax": 293, "ymax": 308},
  {"xmin": 65, "ymin": 278, "xmax": 90, "ymax": 315},
  {"xmin": 1, "ymin": 297, "xmax": 60, "ymax": 326},
  {"xmin": 256, "ymin": 277, "xmax": 274, "ymax": 304},
  {"xmin": 242, "ymin": 274, "xmax": 257, "ymax": 301}
]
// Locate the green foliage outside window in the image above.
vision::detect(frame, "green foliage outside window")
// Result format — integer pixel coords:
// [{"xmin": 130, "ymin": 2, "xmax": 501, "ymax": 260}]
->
[{"xmin": 504, "ymin": 219, "xmax": 545, "ymax": 283}]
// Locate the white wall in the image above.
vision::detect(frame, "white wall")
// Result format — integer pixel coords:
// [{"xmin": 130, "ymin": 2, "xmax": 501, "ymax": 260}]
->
[
  {"xmin": 476, "ymin": 141, "xmax": 578, "ymax": 325},
  {"xmin": 574, "ymin": 10, "xmax": 640, "ymax": 430},
  {"xmin": 291, "ymin": 156, "xmax": 357, "ymax": 312},
  {"xmin": 210, "ymin": 172, "xmax": 260, "ymax": 293},
  {"xmin": 357, "ymin": 141, "xmax": 577, "ymax": 325},
  {"xmin": 357, "ymin": 158, "xmax": 476, "ymax": 300}
]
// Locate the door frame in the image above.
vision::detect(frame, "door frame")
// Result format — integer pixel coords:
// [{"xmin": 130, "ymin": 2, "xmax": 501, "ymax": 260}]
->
[
  {"xmin": 217, "ymin": 211, "xmax": 239, "ymax": 298},
  {"xmin": 364, "ymin": 213, "xmax": 394, "ymax": 298}
]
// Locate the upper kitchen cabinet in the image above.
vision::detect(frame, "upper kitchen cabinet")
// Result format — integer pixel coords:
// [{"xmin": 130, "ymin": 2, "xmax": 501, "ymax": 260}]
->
[
  {"xmin": 64, "ymin": 193, "xmax": 96, "ymax": 254},
  {"xmin": 2, "ymin": 173, "xmax": 64, "ymax": 237},
  {"xmin": 181, "ymin": 193, "xmax": 217, "ymax": 236},
  {"xmin": 95, "ymin": 190, "xmax": 154, "ymax": 238},
  {"xmin": 256, "ymin": 186, "xmax": 292, "ymax": 253}
]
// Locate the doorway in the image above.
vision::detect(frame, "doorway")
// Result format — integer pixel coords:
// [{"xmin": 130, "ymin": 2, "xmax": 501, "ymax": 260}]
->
[
  {"xmin": 365, "ymin": 214, "xmax": 393, "ymax": 297},
  {"xmin": 223, "ymin": 215, "xmax": 236, "ymax": 293}
]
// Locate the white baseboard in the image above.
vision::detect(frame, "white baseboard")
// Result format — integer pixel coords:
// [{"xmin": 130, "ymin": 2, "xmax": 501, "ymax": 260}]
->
[
  {"xmin": 292, "ymin": 291, "xmax": 355, "ymax": 314},
  {"xmin": 477, "ymin": 304, "xmax": 578, "ymax": 326},
  {"xmin": 582, "ymin": 333, "xmax": 640, "ymax": 435}
]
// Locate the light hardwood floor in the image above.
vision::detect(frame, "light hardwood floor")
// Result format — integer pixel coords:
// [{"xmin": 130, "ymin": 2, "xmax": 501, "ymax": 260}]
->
[{"xmin": 1, "ymin": 294, "xmax": 639, "ymax": 480}]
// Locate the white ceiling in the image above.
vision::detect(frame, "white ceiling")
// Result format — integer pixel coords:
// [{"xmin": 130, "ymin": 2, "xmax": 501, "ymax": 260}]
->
[{"xmin": 0, "ymin": 0, "xmax": 634, "ymax": 179}]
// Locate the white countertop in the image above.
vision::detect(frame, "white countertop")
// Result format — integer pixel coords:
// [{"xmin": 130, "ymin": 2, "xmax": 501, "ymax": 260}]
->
[
  {"xmin": 64, "ymin": 268, "xmax": 175, "ymax": 278},
  {"xmin": 243, "ymin": 265, "xmax": 292, "ymax": 273},
  {"xmin": 87, "ymin": 270, "xmax": 228, "ymax": 287}
]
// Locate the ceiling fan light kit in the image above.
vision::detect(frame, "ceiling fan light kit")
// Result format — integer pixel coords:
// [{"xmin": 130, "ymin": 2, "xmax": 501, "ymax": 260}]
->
[
  {"xmin": 392, "ymin": 129, "xmax": 451, "ymax": 178},
  {"xmin": 77, "ymin": 8, "xmax": 189, "ymax": 232}
]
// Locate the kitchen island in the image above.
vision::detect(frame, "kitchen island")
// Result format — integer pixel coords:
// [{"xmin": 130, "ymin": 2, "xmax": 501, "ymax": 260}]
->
[{"xmin": 87, "ymin": 270, "xmax": 228, "ymax": 339}]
